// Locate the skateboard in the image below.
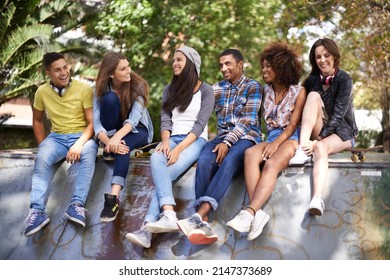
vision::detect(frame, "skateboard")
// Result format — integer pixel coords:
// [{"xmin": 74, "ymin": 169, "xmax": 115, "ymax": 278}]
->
[
  {"xmin": 132, "ymin": 142, "xmax": 159, "ymax": 158},
  {"xmin": 344, "ymin": 145, "xmax": 383, "ymax": 162}
]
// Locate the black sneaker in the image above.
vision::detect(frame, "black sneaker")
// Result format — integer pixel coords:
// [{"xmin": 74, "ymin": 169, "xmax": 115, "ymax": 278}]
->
[
  {"xmin": 100, "ymin": 193, "xmax": 119, "ymax": 222},
  {"xmin": 103, "ymin": 151, "xmax": 115, "ymax": 161}
]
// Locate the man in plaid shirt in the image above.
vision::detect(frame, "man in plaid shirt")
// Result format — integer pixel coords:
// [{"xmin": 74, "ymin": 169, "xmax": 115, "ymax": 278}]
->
[{"xmin": 177, "ymin": 49, "xmax": 263, "ymax": 245}]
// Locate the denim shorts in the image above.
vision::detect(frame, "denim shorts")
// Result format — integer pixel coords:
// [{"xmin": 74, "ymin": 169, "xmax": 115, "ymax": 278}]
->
[{"xmin": 266, "ymin": 128, "xmax": 299, "ymax": 143}]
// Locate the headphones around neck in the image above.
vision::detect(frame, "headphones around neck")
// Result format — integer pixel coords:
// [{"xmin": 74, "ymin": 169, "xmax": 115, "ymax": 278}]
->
[
  {"xmin": 50, "ymin": 79, "xmax": 72, "ymax": 97},
  {"xmin": 320, "ymin": 69, "xmax": 338, "ymax": 85}
]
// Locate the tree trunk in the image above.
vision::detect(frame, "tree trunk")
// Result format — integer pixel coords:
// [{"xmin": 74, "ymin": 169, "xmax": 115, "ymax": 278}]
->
[{"xmin": 382, "ymin": 84, "xmax": 389, "ymax": 153}]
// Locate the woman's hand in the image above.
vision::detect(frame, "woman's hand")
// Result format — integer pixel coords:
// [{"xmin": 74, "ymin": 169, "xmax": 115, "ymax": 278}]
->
[
  {"xmin": 155, "ymin": 141, "xmax": 170, "ymax": 157},
  {"xmin": 301, "ymin": 140, "xmax": 318, "ymax": 155},
  {"xmin": 261, "ymin": 142, "xmax": 279, "ymax": 160},
  {"xmin": 106, "ymin": 134, "xmax": 129, "ymax": 154},
  {"xmin": 167, "ymin": 147, "xmax": 180, "ymax": 165}
]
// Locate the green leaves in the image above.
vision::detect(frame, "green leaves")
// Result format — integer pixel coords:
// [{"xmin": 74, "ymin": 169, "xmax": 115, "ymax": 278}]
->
[{"xmin": 0, "ymin": 24, "xmax": 52, "ymax": 67}]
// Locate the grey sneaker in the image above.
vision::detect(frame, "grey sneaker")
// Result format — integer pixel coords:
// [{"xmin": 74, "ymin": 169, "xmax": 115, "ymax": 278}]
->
[
  {"xmin": 247, "ymin": 209, "xmax": 270, "ymax": 241},
  {"xmin": 177, "ymin": 213, "xmax": 202, "ymax": 236},
  {"xmin": 145, "ymin": 210, "xmax": 179, "ymax": 233},
  {"xmin": 289, "ymin": 146, "xmax": 311, "ymax": 165},
  {"xmin": 308, "ymin": 197, "xmax": 325, "ymax": 216},
  {"xmin": 64, "ymin": 203, "xmax": 87, "ymax": 227},
  {"xmin": 126, "ymin": 226, "xmax": 152, "ymax": 248},
  {"xmin": 188, "ymin": 222, "xmax": 218, "ymax": 245},
  {"xmin": 24, "ymin": 209, "xmax": 50, "ymax": 237},
  {"xmin": 227, "ymin": 210, "xmax": 254, "ymax": 233}
]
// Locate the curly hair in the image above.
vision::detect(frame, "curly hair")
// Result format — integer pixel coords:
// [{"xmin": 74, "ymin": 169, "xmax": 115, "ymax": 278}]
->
[{"xmin": 259, "ymin": 41, "xmax": 302, "ymax": 87}]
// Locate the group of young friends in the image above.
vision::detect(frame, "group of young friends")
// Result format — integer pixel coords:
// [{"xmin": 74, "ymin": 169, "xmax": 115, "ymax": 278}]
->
[{"xmin": 23, "ymin": 38, "xmax": 359, "ymax": 250}]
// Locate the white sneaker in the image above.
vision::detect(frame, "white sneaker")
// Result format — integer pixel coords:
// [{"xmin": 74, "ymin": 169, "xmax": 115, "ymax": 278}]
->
[
  {"xmin": 247, "ymin": 209, "xmax": 270, "ymax": 241},
  {"xmin": 226, "ymin": 210, "xmax": 254, "ymax": 233},
  {"xmin": 177, "ymin": 213, "xmax": 202, "ymax": 236},
  {"xmin": 144, "ymin": 210, "xmax": 179, "ymax": 233},
  {"xmin": 307, "ymin": 197, "xmax": 325, "ymax": 216},
  {"xmin": 289, "ymin": 146, "xmax": 311, "ymax": 165},
  {"xmin": 125, "ymin": 226, "xmax": 152, "ymax": 248}
]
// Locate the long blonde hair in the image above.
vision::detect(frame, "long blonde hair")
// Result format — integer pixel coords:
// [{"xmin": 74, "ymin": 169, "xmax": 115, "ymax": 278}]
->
[{"xmin": 95, "ymin": 52, "xmax": 149, "ymax": 120}]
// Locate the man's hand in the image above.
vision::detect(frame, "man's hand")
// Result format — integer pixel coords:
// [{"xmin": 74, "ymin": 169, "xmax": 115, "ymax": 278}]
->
[
  {"xmin": 213, "ymin": 142, "xmax": 229, "ymax": 166},
  {"xmin": 66, "ymin": 142, "xmax": 83, "ymax": 164}
]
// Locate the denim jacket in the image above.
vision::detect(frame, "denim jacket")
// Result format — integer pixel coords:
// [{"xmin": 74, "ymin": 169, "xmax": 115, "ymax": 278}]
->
[{"xmin": 93, "ymin": 92, "xmax": 154, "ymax": 144}]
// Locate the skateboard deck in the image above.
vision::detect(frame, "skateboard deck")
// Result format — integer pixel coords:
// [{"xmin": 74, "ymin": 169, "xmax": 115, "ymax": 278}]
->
[
  {"xmin": 344, "ymin": 145, "xmax": 383, "ymax": 162},
  {"xmin": 132, "ymin": 142, "xmax": 159, "ymax": 157}
]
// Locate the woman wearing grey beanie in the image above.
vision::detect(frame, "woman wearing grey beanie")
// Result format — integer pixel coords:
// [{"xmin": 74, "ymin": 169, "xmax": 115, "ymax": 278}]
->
[{"xmin": 126, "ymin": 46, "xmax": 215, "ymax": 248}]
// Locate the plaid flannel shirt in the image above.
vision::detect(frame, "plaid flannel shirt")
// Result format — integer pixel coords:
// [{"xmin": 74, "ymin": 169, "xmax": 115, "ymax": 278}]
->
[{"xmin": 213, "ymin": 75, "xmax": 263, "ymax": 144}]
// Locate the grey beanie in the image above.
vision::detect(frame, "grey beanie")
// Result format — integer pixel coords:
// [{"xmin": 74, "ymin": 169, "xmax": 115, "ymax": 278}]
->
[{"xmin": 176, "ymin": 46, "xmax": 201, "ymax": 77}]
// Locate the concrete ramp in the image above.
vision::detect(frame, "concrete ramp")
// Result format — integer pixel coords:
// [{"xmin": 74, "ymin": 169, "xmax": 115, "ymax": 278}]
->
[{"xmin": 0, "ymin": 150, "xmax": 389, "ymax": 260}]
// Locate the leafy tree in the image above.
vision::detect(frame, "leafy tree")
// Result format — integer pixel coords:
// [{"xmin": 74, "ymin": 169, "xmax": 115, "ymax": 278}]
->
[
  {"xmin": 0, "ymin": 0, "xmax": 103, "ymax": 105},
  {"xmin": 0, "ymin": 0, "xmax": 52, "ymax": 104},
  {"xmin": 338, "ymin": 0, "xmax": 389, "ymax": 151},
  {"xmin": 92, "ymin": 0, "xmax": 296, "ymax": 138},
  {"xmin": 278, "ymin": 0, "xmax": 389, "ymax": 151}
]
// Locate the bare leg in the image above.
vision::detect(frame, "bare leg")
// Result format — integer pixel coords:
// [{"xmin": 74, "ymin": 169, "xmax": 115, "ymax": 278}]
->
[
  {"xmin": 248, "ymin": 140, "xmax": 297, "ymax": 211},
  {"xmin": 312, "ymin": 134, "xmax": 352, "ymax": 197},
  {"xmin": 111, "ymin": 184, "xmax": 121, "ymax": 197},
  {"xmin": 196, "ymin": 202, "xmax": 212, "ymax": 222},
  {"xmin": 300, "ymin": 91, "xmax": 323, "ymax": 144},
  {"xmin": 244, "ymin": 143, "xmax": 267, "ymax": 201}
]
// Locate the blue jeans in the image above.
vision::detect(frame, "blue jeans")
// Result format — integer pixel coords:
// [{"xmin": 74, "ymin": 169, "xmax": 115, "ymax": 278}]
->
[
  {"xmin": 266, "ymin": 127, "xmax": 299, "ymax": 143},
  {"xmin": 30, "ymin": 132, "xmax": 98, "ymax": 211},
  {"xmin": 194, "ymin": 137, "xmax": 255, "ymax": 211},
  {"xmin": 100, "ymin": 92, "xmax": 149, "ymax": 188},
  {"xmin": 144, "ymin": 135, "xmax": 207, "ymax": 222}
]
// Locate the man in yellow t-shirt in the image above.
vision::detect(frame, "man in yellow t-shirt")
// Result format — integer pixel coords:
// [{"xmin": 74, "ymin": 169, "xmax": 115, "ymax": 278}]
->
[{"xmin": 24, "ymin": 52, "xmax": 98, "ymax": 237}]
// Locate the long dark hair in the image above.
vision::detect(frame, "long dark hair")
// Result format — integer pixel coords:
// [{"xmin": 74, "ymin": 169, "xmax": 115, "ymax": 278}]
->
[
  {"xmin": 95, "ymin": 52, "xmax": 149, "ymax": 120},
  {"xmin": 308, "ymin": 38, "xmax": 341, "ymax": 76},
  {"xmin": 162, "ymin": 51, "xmax": 198, "ymax": 112}
]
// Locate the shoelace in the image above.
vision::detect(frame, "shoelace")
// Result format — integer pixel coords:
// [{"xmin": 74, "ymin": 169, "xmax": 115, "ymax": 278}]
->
[
  {"xmin": 74, "ymin": 205, "xmax": 88, "ymax": 217},
  {"xmin": 137, "ymin": 227, "xmax": 150, "ymax": 239},
  {"xmin": 197, "ymin": 220, "xmax": 212, "ymax": 231},
  {"xmin": 158, "ymin": 212, "xmax": 169, "ymax": 220},
  {"xmin": 25, "ymin": 210, "xmax": 39, "ymax": 226}
]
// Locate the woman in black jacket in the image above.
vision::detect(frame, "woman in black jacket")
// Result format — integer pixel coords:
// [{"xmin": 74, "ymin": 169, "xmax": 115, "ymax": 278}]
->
[{"xmin": 290, "ymin": 38, "xmax": 358, "ymax": 216}]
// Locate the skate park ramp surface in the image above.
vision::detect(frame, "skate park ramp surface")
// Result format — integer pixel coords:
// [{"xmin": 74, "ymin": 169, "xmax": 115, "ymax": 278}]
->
[{"xmin": 0, "ymin": 149, "xmax": 389, "ymax": 260}]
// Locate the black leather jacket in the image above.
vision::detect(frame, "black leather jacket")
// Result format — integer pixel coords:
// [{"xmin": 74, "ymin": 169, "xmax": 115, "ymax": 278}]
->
[{"xmin": 303, "ymin": 69, "xmax": 359, "ymax": 141}]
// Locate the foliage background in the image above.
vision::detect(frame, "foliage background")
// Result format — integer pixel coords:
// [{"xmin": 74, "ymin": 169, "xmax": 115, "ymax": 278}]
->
[{"xmin": 0, "ymin": 0, "xmax": 389, "ymax": 150}]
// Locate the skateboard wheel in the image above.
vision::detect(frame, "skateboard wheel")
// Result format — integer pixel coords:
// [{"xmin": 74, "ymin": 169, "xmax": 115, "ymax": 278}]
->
[
  {"xmin": 351, "ymin": 154, "xmax": 359, "ymax": 162},
  {"xmin": 359, "ymin": 154, "xmax": 366, "ymax": 162}
]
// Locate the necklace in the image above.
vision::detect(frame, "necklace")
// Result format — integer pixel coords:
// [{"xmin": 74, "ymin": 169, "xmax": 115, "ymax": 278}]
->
[{"xmin": 273, "ymin": 85, "xmax": 288, "ymax": 105}]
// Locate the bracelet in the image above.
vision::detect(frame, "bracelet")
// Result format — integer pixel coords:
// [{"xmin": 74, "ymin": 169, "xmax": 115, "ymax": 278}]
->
[
  {"xmin": 223, "ymin": 140, "xmax": 232, "ymax": 148},
  {"xmin": 246, "ymin": 206, "xmax": 256, "ymax": 215}
]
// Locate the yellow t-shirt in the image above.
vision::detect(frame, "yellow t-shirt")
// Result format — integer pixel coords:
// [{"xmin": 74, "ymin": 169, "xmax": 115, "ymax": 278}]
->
[{"xmin": 33, "ymin": 79, "xmax": 93, "ymax": 134}]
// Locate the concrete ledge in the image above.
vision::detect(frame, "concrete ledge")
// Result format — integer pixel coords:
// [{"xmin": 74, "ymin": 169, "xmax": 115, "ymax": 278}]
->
[{"xmin": 0, "ymin": 150, "xmax": 389, "ymax": 260}]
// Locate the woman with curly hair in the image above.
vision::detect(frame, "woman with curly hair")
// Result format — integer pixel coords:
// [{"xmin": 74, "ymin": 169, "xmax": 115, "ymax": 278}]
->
[{"xmin": 227, "ymin": 41, "xmax": 306, "ymax": 241}]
